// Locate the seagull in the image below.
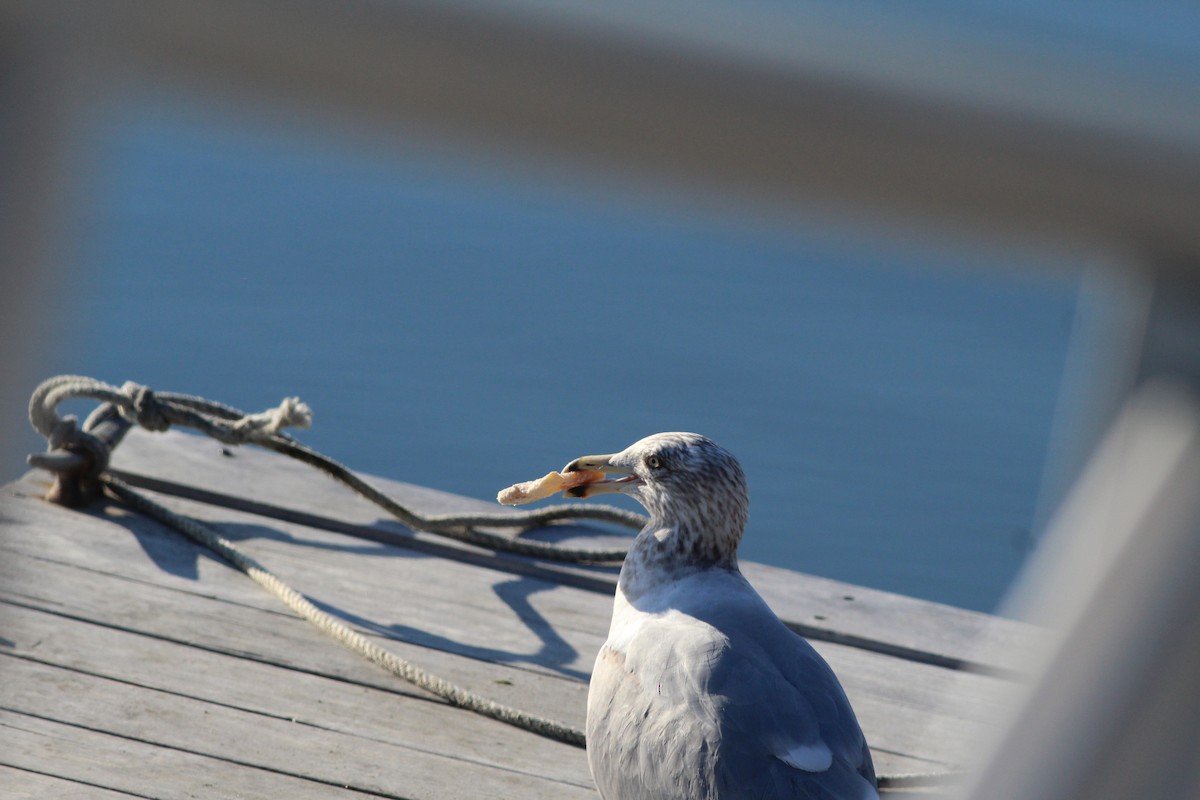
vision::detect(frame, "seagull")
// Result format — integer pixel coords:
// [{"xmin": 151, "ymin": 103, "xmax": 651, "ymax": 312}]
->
[{"xmin": 563, "ymin": 432, "xmax": 878, "ymax": 800}]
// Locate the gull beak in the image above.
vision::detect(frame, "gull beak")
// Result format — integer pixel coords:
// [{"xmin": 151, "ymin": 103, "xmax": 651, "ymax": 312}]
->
[{"xmin": 562, "ymin": 453, "xmax": 641, "ymax": 498}]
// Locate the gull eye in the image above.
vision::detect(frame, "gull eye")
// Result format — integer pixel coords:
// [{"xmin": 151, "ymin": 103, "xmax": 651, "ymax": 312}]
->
[{"xmin": 645, "ymin": 454, "xmax": 663, "ymax": 470}]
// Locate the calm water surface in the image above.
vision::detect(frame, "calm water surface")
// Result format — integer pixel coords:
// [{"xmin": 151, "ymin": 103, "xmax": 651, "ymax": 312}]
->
[{"xmin": 39, "ymin": 108, "xmax": 1080, "ymax": 612}]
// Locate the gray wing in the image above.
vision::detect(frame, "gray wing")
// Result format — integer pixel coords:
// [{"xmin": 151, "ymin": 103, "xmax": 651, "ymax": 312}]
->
[
  {"xmin": 689, "ymin": 580, "xmax": 878, "ymax": 799},
  {"xmin": 705, "ymin": 624, "xmax": 877, "ymax": 799}
]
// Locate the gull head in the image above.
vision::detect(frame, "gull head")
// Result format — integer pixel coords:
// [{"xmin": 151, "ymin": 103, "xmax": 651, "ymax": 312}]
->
[{"xmin": 564, "ymin": 432, "xmax": 749, "ymax": 564}]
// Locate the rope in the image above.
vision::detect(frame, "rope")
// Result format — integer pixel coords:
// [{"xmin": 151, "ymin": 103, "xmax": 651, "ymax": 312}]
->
[
  {"xmin": 29, "ymin": 375, "xmax": 644, "ymax": 563},
  {"xmin": 101, "ymin": 473, "xmax": 586, "ymax": 746}
]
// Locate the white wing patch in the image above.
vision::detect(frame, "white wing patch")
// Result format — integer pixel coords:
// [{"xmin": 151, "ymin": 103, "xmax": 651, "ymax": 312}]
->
[{"xmin": 774, "ymin": 741, "xmax": 833, "ymax": 772}]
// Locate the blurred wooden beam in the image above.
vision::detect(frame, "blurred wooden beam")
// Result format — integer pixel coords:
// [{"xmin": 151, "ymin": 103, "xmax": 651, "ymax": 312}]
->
[
  {"xmin": 0, "ymin": 22, "xmax": 89, "ymax": 462},
  {"xmin": 2, "ymin": 0, "xmax": 1198, "ymax": 265},
  {"xmin": 968, "ymin": 380, "xmax": 1200, "ymax": 800}
]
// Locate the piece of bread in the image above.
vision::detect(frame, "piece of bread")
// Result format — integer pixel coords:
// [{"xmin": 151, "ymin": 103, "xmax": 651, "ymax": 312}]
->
[{"xmin": 497, "ymin": 469, "xmax": 606, "ymax": 505}]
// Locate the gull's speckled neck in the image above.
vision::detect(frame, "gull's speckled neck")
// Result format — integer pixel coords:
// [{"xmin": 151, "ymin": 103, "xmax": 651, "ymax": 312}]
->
[{"xmin": 609, "ymin": 433, "xmax": 749, "ymax": 600}]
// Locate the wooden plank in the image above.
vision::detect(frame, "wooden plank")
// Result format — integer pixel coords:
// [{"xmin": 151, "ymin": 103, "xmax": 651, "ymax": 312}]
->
[
  {"xmin": 0, "ymin": 764, "xmax": 148, "ymax": 800},
  {"xmin": 107, "ymin": 428, "xmax": 1044, "ymax": 675},
  {"xmin": 0, "ymin": 709, "xmax": 375, "ymax": 799},
  {"xmin": 2, "ymin": 472, "xmax": 1011, "ymax": 774},
  {"xmin": 744, "ymin": 563, "xmax": 1040, "ymax": 678}
]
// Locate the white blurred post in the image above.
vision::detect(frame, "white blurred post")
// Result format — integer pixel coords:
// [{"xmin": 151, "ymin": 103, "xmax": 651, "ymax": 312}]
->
[{"xmin": 966, "ymin": 281, "xmax": 1200, "ymax": 799}]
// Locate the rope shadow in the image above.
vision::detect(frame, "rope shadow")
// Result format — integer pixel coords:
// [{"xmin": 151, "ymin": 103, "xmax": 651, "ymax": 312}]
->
[
  {"xmin": 88, "ymin": 498, "xmax": 206, "ymax": 580},
  {"xmin": 96, "ymin": 499, "xmax": 432, "ymax": 581}
]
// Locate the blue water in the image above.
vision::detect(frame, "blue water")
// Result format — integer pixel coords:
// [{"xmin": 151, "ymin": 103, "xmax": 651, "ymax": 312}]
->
[{"xmin": 37, "ymin": 105, "xmax": 1080, "ymax": 613}]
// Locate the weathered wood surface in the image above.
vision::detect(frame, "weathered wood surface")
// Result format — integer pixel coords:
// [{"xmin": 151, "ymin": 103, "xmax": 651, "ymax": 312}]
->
[{"xmin": 1, "ymin": 428, "xmax": 1038, "ymax": 798}]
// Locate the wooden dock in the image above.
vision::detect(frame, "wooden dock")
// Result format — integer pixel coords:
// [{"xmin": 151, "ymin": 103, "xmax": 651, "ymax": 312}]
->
[{"xmin": 0, "ymin": 428, "xmax": 1039, "ymax": 798}]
